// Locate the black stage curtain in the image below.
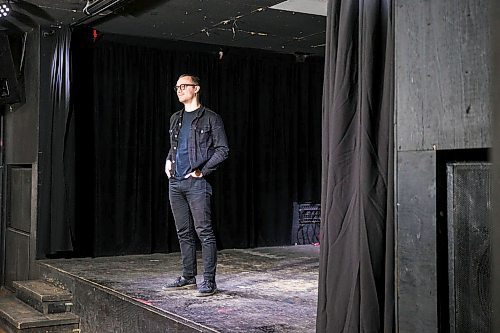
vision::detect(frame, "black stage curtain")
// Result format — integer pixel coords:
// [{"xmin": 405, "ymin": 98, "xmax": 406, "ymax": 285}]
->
[
  {"xmin": 70, "ymin": 30, "xmax": 323, "ymax": 256},
  {"xmin": 317, "ymin": 0, "xmax": 394, "ymax": 332},
  {"xmin": 37, "ymin": 26, "xmax": 75, "ymax": 257}
]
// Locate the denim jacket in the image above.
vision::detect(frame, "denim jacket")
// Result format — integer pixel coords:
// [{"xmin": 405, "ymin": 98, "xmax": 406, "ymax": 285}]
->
[{"xmin": 167, "ymin": 106, "xmax": 229, "ymax": 177}]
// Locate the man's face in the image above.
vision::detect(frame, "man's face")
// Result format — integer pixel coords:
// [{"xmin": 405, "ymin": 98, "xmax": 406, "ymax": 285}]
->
[{"xmin": 175, "ymin": 76, "xmax": 199, "ymax": 104}]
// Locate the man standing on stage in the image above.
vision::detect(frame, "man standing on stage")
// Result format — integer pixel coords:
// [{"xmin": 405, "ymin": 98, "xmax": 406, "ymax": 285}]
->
[{"xmin": 163, "ymin": 74, "xmax": 229, "ymax": 296}]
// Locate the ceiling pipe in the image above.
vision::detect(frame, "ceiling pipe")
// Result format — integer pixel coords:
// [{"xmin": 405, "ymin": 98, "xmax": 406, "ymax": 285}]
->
[{"xmin": 70, "ymin": 0, "xmax": 130, "ymax": 27}]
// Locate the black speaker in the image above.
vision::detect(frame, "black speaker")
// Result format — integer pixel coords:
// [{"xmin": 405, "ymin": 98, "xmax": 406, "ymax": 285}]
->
[
  {"xmin": 291, "ymin": 202, "xmax": 321, "ymax": 245},
  {"xmin": 0, "ymin": 33, "xmax": 22, "ymax": 105},
  {"xmin": 447, "ymin": 162, "xmax": 491, "ymax": 333}
]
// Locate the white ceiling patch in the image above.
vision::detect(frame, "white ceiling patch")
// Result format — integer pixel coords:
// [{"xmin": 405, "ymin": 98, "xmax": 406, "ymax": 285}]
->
[{"xmin": 270, "ymin": 0, "xmax": 327, "ymax": 17}]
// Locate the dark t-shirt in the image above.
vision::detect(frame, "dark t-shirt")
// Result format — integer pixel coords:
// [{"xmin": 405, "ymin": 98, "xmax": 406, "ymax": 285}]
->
[{"xmin": 175, "ymin": 110, "xmax": 198, "ymax": 177}]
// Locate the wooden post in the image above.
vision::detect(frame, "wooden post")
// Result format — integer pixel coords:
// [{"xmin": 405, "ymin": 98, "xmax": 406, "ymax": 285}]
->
[{"xmin": 491, "ymin": 0, "xmax": 500, "ymax": 331}]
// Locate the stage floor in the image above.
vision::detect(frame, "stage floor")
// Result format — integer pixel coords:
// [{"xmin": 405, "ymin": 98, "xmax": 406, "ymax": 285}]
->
[{"xmin": 41, "ymin": 245, "xmax": 320, "ymax": 333}]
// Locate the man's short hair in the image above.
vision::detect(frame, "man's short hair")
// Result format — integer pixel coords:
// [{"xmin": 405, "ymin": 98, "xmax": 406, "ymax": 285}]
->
[{"xmin": 179, "ymin": 74, "xmax": 200, "ymax": 86}]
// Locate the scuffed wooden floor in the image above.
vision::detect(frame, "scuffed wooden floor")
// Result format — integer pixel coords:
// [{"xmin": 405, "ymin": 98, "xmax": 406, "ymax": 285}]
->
[{"xmin": 41, "ymin": 245, "xmax": 320, "ymax": 333}]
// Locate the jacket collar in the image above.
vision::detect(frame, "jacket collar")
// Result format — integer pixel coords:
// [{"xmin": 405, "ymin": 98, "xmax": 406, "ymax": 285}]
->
[{"xmin": 180, "ymin": 105, "xmax": 204, "ymax": 119}]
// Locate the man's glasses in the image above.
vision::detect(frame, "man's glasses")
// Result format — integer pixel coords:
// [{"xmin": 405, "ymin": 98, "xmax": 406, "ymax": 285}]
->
[{"xmin": 173, "ymin": 84, "xmax": 197, "ymax": 92}]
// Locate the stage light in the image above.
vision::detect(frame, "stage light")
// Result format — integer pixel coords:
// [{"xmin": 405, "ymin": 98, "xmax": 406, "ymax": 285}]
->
[{"xmin": 0, "ymin": 3, "xmax": 10, "ymax": 17}]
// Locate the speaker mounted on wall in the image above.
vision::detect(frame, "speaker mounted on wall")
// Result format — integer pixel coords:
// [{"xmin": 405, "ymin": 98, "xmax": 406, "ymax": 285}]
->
[{"xmin": 0, "ymin": 32, "xmax": 23, "ymax": 105}]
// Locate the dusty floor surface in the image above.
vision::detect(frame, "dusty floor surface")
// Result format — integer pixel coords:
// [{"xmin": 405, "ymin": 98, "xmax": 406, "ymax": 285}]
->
[{"xmin": 41, "ymin": 245, "xmax": 320, "ymax": 333}]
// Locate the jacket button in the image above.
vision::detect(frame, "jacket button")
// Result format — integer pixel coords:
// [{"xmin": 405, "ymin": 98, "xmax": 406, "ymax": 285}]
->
[
  {"xmin": 173, "ymin": 147, "xmax": 177, "ymax": 150},
  {"xmin": 175, "ymin": 135, "xmax": 177, "ymax": 138},
  {"xmin": 201, "ymin": 130, "xmax": 204, "ymax": 133}
]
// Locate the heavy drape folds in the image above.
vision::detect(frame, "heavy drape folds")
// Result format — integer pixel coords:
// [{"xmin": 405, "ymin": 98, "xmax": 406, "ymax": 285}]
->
[
  {"xmin": 38, "ymin": 26, "xmax": 75, "ymax": 256},
  {"xmin": 317, "ymin": 0, "xmax": 394, "ymax": 332},
  {"xmin": 70, "ymin": 32, "xmax": 324, "ymax": 256}
]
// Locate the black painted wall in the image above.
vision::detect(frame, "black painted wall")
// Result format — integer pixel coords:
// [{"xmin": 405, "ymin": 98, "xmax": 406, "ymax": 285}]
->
[
  {"xmin": 1, "ymin": 28, "xmax": 40, "ymax": 288},
  {"xmin": 3, "ymin": 31, "xmax": 39, "ymax": 164}
]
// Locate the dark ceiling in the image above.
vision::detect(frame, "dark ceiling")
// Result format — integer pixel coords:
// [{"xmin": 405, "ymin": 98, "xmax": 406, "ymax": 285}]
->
[{"xmin": 0, "ymin": 0, "xmax": 326, "ymax": 56}]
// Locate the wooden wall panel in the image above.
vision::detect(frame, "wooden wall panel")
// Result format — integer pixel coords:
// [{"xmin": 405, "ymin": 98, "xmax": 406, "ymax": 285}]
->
[
  {"xmin": 490, "ymin": 0, "xmax": 500, "ymax": 332},
  {"xmin": 1, "ymin": 29, "xmax": 40, "ymax": 288},
  {"xmin": 7, "ymin": 167, "xmax": 32, "ymax": 234},
  {"xmin": 396, "ymin": 0, "xmax": 491, "ymax": 151},
  {"xmin": 397, "ymin": 150, "xmax": 437, "ymax": 333},
  {"xmin": 3, "ymin": 29, "xmax": 39, "ymax": 164},
  {"xmin": 4, "ymin": 230, "xmax": 30, "ymax": 288}
]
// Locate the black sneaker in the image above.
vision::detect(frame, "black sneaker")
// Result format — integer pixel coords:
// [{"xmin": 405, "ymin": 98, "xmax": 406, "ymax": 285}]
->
[
  {"xmin": 163, "ymin": 276, "xmax": 197, "ymax": 290},
  {"xmin": 196, "ymin": 279, "xmax": 217, "ymax": 297}
]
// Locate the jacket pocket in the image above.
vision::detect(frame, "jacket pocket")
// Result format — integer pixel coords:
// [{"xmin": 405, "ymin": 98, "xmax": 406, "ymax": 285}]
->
[{"xmin": 197, "ymin": 126, "xmax": 212, "ymax": 148}]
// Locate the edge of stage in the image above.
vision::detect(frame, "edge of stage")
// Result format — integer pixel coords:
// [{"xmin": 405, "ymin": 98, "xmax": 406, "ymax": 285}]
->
[{"xmin": 38, "ymin": 245, "xmax": 320, "ymax": 333}]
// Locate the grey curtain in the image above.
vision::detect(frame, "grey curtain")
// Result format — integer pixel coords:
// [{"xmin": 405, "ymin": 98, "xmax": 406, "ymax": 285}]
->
[
  {"xmin": 317, "ymin": 0, "xmax": 394, "ymax": 332},
  {"xmin": 38, "ymin": 26, "xmax": 75, "ymax": 255}
]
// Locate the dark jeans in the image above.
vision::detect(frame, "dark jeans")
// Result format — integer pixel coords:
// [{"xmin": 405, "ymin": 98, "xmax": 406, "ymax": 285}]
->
[{"xmin": 169, "ymin": 177, "xmax": 217, "ymax": 281}]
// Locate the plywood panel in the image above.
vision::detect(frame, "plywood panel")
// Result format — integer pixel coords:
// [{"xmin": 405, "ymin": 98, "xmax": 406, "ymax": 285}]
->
[
  {"xmin": 490, "ymin": 1, "xmax": 500, "ymax": 332},
  {"xmin": 8, "ymin": 167, "xmax": 32, "ymax": 234},
  {"xmin": 3, "ymin": 29, "xmax": 39, "ymax": 164},
  {"xmin": 396, "ymin": 0, "xmax": 491, "ymax": 151},
  {"xmin": 5, "ymin": 230, "xmax": 30, "ymax": 288},
  {"xmin": 397, "ymin": 150, "xmax": 437, "ymax": 333}
]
